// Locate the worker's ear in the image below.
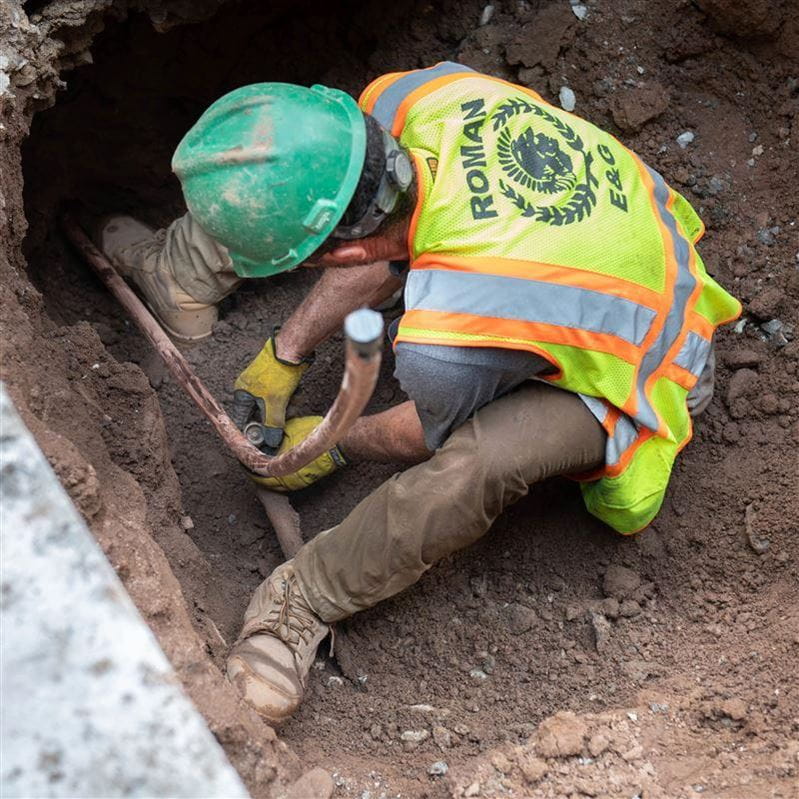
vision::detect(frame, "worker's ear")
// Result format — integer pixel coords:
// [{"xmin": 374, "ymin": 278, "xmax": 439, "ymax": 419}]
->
[{"xmin": 325, "ymin": 243, "xmax": 369, "ymax": 264}]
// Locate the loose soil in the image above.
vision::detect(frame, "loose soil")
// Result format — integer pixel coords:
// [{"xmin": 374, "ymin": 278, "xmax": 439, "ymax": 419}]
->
[{"xmin": 3, "ymin": 0, "xmax": 798, "ymax": 797}]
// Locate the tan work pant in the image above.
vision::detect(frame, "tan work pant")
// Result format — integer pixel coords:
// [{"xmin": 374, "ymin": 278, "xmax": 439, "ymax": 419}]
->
[
  {"xmin": 162, "ymin": 213, "xmax": 242, "ymax": 304},
  {"xmin": 293, "ymin": 382, "xmax": 607, "ymax": 622}
]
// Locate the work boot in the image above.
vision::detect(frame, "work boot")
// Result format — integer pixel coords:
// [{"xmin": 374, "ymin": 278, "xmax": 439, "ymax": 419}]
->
[
  {"xmin": 227, "ymin": 560, "xmax": 329, "ymax": 725},
  {"xmin": 96, "ymin": 215, "xmax": 217, "ymax": 342}
]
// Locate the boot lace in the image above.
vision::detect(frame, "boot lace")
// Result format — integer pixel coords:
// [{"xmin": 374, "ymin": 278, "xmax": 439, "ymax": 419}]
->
[{"xmin": 249, "ymin": 572, "xmax": 321, "ymax": 650}]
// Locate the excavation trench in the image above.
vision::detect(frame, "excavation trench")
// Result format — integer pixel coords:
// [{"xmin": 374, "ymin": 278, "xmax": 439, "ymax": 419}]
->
[
  {"xmin": 13, "ymin": 1, "xmax": 799, "ymax": 797},
  {"xmin": 20, "ymin": 3, "xmax": 631, "ymax": 791}
]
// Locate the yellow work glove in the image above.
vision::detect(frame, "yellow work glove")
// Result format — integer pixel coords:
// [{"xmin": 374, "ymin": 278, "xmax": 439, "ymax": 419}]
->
[
  {"xmin": 246, "ymin": 416, "xmax": 347, "ymax": 492},
  {"xmin": 231, "ymin": 334, "xmax": 311, "ymax": 451}
]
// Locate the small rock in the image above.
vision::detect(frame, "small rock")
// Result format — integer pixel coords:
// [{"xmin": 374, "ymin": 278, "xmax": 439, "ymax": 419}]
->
[
  {"xmin": 469, "ymin": 668, "xmax": 489, "ymax": 680},
  {"xmin": 518, "ymin": 754, "xmax": 548, "ymax": 784},
  {"xmin": 676, "ymin": 131, "xmax": 695, "ymax": 148},
  {"xmin": 600, "ymin": 597, "xmax": 620, "ymax": 619},
  {"xmin": 590, "ymin": 612, "xmax": 612, "ymax": 653},
  {"xmin": 761, "ymin": 319, "xmax": 789, "ymax": 347},
  {"xmin": 479, "ymin": 4, "xmax": 494, "ymax": 25},
  {"xmin": 622, "ymin": 744, "xmax": 644, "ymax": 762},
  {"xmin": 227, "ymin": 513, "xmax": 237, "ymax": 525},
  {"xmin": 536, "ymin": 711, "xmax": 588, "ymax": 758},
  {"xmin": 559, "ymin": 86, "xmax": 576, "ymax": 112},
  {"xmin": 726, "ymin": 368, "xmax": 759, "ymax": 404},
  {"xmin": 752, "ymin": 144, "xmax": 764, "ymax": 156},
  {"xmin": 180, "ymin": 515, "xmax": 194, "ymax": 531},
  {"xmin": 707, "ymin": 175, "xmax": 727, "ymax": 195},
  {"xmin": 619, "ymin": 599, "xmax": 642, "ymax": 618},
  {"xmin": 428, "ymin": 760, "xmax": 448, "ymax": 777},
  {"xmin": 720, "ymin": 698, "xmax": 747, "ymax": 721},
  {"xmin": 285, "ymin": 768, "xmax": 334, "ymax": 799},
  {"xmin": 725, "ymin": 349, "xmax": 763, "ymax": 370},
  {"xmin": 401, "ymin": 729, "xmax": 429, "ymax": 751},
  {"xmin": 587, "ymin": 732, "xmax": 609, "ymax": 757},
  {"xmin": 756, "ymin": 227, "xmax": 777, "ymax": 246},
  {"xmin": 369, "ymin": 723, "xmax": 383, "ymax": 740},
  {"xmin": 611, "ymin": 83, "xmax": 670, "ymax": 132},
  {"xmin": 749, "ymin": 287, "xmax": 784, "ymax": 319},
  {"xmin": 401, "ymin": 729, "xmax": 429, "ymax": 743},
  {"xmin": 432, "ymin": 725, "xmax": 452, "ymax": 749},
  {"xmin": 507, "ymin": 602, "xmax": 537, "ymax": 634},
  {"xmin": 571, "ymin": 3, "xmax": 588, "ymax": 20},
  {"xmin": 722, "ymin": 422, "xmax": 740, "ymax": 444},
  {"xmin": 758, "ymin": 393, "xmax": 779, "ymax": 414},
  {"xmin": 620, "ymin": 659, "xmax": 660, "ymax": 683},
  {"xmin": 464, "ymin": 782, "xmax": 482, "ymax": 797},
  {"xmin": 603, "ymin": 565, "xmax": 641, "ymax": 600},
  {"xmin": 490, "ymin": 752, "xmax": 513, "ymax": 773}
]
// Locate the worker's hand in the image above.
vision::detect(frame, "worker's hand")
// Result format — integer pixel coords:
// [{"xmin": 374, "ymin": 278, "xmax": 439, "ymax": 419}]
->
[
  {"xmin": 231, "ymin": 334, "xmax": 312, "ymax": 447},
  {"xmin": 246, "ymin": 416, "xmax": 347, "ymax": 492}
]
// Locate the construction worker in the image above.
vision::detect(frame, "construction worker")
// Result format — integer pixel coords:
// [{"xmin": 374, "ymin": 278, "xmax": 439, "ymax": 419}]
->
[{"xmin": 97, "ymin": 63, "xmax": 740, "ymax": 725}]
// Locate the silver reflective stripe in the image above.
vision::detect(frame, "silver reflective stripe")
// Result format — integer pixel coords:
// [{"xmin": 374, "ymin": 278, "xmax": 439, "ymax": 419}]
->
[
  {"xmin": 605, "ymin": 413, "xmax": 640, "ymax": 467},
  {"xmin": 578, "ymin": 393, "xmax": 609, "ymax": 424},
  {"xmin": 579, "ymin": 394, "xmax": 640, "ymax": 468},
  {"xmin": 371, "ymin": 62, "xmax": 475, "ymax": 129},
  {"xmin": 674, "ymin": 331, "xmax": 711, "ymax": 377},
  {"xmin": 405, "ymin": 268, "xmax": 656, "ymax": 346},
  {"xmin": 629, "ymin": 166, "xmax": 698, "ymax": 431}
]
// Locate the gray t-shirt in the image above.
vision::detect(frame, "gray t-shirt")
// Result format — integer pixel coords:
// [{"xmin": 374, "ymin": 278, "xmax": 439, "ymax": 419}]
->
[{"xmin": 394, "ymin": 342, "xmax": 554, "ymax": 450}]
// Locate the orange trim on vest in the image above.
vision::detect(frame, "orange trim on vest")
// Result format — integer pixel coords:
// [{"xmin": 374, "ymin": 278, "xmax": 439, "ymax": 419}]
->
[
  {"xmin": 411, "ymin": 253, "xmax": 666, "ymax": 311},
  {"xmin": 662, "ymin": 362, "xmax": 697, "ymax": 391},
  {"xmin": 573, "ymin": 420, "xmax": 653, "ymax": 482},
  {"xmin": 394, "ymin": 329, "xmax": 565, "ymax": 380},
  {"xmin": 406, "ymin": 152, "xmax": 427, "ymax": 254},
  {"xmin": 391, "ymin": 72, "xmax": 478, "ymax": 136},
  {"xmin": 359, "ymin": 71, "xmax": 405, "ymax": 113},
  {"xmin": 688, "ymin": 312, "xmax": 715, "ymax": 341},
  {"xmin": 692, "ymin": 218, "xmax": 706, "ymax": 244},
  {"xmin": 397, "ymin": 309, "xmax": 642, "ymax": 364}
]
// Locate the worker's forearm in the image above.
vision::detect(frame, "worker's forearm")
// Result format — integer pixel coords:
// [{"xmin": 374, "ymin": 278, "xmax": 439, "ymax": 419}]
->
[
  {"xmin": 276, "ymin": 262, "xmax": 401, "ymax": 362},
  {"xmin": 340, "ymin": 401, "xmax": 432, "ymax": 464}
]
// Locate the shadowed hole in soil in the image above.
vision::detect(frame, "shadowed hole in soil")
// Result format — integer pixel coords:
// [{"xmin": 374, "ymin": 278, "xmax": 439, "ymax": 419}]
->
[{"xmin": 20, "ymin": 1, "xmax": 672, "ymax": 793}]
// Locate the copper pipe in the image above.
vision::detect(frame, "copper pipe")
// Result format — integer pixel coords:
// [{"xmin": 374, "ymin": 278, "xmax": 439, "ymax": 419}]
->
[{"xmin": 62, "ymin": 216, "xmax": 383, "ymax": 477}]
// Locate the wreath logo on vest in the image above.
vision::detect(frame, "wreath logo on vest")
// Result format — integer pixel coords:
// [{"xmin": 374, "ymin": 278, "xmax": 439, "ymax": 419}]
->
[{"xmin": 492, "ymin": 97, "xmax": 597, "ymax": 226}]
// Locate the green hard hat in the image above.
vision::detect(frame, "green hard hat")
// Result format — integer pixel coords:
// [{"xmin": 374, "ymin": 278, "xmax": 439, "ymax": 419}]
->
[{"xmin": 172, "ymin": 82, "xmax": 366, "ymax": 278}]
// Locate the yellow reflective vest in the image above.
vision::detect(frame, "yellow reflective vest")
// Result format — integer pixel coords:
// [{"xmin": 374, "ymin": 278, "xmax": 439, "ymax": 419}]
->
[{"xmin": 359, "ymin": 62, "xmax": 741, "ymax": 534}]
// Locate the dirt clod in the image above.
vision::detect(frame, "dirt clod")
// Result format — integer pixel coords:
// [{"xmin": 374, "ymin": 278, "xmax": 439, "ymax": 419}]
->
[
  {"xmin": 536, "ymin": 712, "xmax": 588, "ymax": 758},
  {"xmin": 602, "ymin": 565, "xmax": 641, "ymax": 600},
  {"xmin": 611, "ymin": 83, "xmax": 671, "ymax": 132}
]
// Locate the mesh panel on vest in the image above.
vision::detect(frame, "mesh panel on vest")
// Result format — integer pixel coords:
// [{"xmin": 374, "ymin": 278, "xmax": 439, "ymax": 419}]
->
[{"xmin": 399, "ymin": 76, "xmax": 667, "ymax": 292}]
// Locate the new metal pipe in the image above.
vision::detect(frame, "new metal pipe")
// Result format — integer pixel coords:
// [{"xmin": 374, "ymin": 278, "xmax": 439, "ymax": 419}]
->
[{"xmin": 62, "ymin": 217, "xmax": 383, "ymax": 477}]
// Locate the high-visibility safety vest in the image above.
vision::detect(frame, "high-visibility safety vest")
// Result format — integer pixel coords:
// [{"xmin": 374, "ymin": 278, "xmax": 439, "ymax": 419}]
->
[{"xmin": 359, "ymin": 62, "xmax": 741, "ymax": 534}]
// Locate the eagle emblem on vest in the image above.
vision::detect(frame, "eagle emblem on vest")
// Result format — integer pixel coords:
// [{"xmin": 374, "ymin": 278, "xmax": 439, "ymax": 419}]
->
[
  {"xmin": 491, "ymin": 96, "xmax": 598, "ymax": 226},
  {"xmin": 498, "ymin": 126, "xmax": 577, "ymax": 195}
]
